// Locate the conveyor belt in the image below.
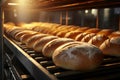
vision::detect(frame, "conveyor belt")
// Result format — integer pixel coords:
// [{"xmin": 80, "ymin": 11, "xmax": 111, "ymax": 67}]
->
[{"xmin": 4, "ymin": 35, "xmax": 120, "ymax": 80}]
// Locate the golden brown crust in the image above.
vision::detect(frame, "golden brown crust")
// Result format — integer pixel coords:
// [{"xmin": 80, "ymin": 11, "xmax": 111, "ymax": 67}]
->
[
  {"xmin": 88, "ymin": 35, "xmax": 108, "ymax": 47},
  {"xmin": 20, "ymin": 33, "xmax": 38, "ymax": 44},
  {"xmin": 85, "ymin": 28, "xmax": 100, "ymax": 34},
  {"xmin": 26, "ymin": 34, "xmax": 50, "ymax": 48},
  {"xmin": 100, "ymin": 37, "xmax": 120, "ymax": 57},
  {"xmin": 33, "ymin": 36, "xmax": 59, "ymax": 52},
  {"xmin": 65, "ymin": 31, "xmax": 83, "ymax": 39},
  {"xmin": 14, "ymin": 30, "xmax": 37, "ymax": 41},
  {"xmin": 75, "ymin": 27, "xmax": 90, "ymax": 32},
  {"xmin": 53, "ymin": 42, "xmax": 103, "ymax": 70},
  {"xmin": 6, "ymin": 27, "xmax": 25, "ymax": 38},
  {"xmin": 42, "ymin": 38, "xmax": 74, "ymax": 57},
  {"xmin": 108, "ymin": 31, "xmax": 120, "ymax": 38},
  {"xmin": 56, "ymin": 30, "xmax": 68, "ymax": 37},
  {"xmin": 97, "ymin": 29, "xmax": 113, "ymax": 36},
  {"xmin": 81, "ymin": 33, "xmax": 96, "ymax": 42},
  {"xmin": 75, "ymin": 33, "xmax": 88, "ymax": 41}
]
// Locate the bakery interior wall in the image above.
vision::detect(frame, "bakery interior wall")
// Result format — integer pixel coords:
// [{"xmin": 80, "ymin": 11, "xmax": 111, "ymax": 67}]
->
[{"xmin": 4, "ymin": 7, "xmax": 120, "ymax": 30}]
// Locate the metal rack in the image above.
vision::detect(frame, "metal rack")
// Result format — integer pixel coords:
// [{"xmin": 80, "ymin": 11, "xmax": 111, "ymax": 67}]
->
[
  {"xmin": 1, "ymin": 0, "xmax": 120, "ymax": 80},
  {"xmin": 3, "ymin": 0, "xmax": 120, "ymax": 11},
  {"xmin": 4, "ymin": 35, "xmax": 57, "ymax": 80},
  {"xmin": 4, "ymin": 51, "xmax": 35, "ymax": 80},
  {"xmin": 4, "ymin": 35, "xmax": 120, "ymax": 80}
]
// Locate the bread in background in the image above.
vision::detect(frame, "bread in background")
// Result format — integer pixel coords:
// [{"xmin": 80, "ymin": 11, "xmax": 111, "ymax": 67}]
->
[{"xmin": 100, "ymin": 37, "xmax": 120, "ymax": 57}]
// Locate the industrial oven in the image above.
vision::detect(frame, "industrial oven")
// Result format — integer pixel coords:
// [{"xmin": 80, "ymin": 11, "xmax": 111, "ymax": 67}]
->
[{"xmin": 0, "ymin": 0, "xmax": 120, "ymax": 80}]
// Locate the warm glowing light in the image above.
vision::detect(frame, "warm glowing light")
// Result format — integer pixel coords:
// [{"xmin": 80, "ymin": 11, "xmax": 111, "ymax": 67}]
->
[
  {"xmin": 91, "ymin": 9, "xmax": 98, "ymax": 16},
  {"xmin": 13, "ymin": 9, "xmax": 17, "ymax": 17},
  {"xmin": 14, "ymin": 0, "xmax": 33, "ymax": 22},
  {"xmin": 8, "ymin": 0, "xmax": 30, "ymax": 6},
  {"xmin": 85, "ymin": 10, "xmax": 88, "ymax": 14},
  {"xmin": 8, "ymin": 0, "xmax": 34, "ymax": 22},
  {"xmin": 17, "ymin": 0, "xmax": 28, "ymax": 5},
  {"xmin": 8, "ymin": 3, "xmax": 19, "ymax": 6},
  {"xmin": 104, "ymin": 8, "xmax": 110, "ymax": 18}
]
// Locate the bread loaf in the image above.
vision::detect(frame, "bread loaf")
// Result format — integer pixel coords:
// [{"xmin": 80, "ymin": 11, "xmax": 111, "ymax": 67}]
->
[
  {"xmin": 32, "ymin": 26, "xmax": 41, "ymax": 32},
  {"xmin": 20, "ymin": 33, "xmax": 38, "ymax": 44},
  {"xmin": 88, "ymin": 35, "xmax": 108, "ymax": 47},
  {"xmin": 108, "ymin": 31, "xmax": 120, "ymax": 38},
  {"xmin": 64, "ymin": 31, "xmax": 82, "ymax": 39},
  {"xmin": 33, "ymin": 36, "xmax": 59, "ymax": 52},
  {"xmin": 85, "ymin": 28, "xmax": 100, "ymax": 34},
  {"xmin": 75, "ymin": 27, "xmax": 90, "ymax": 32},
  {"xmin": 4, "ymin": 23, "xmax": 14, "ymax": 33},
  {"xmin": 42, "ymin": 38, "xmax": 74, "ymax": 57},
  {"xmin": 26, "ymin": 34, "xmax": 50, "ymax": 48},
  {"xmin": 81, "ymin": 33, "xmax": 96, "ymax": 42},
  {"xmin": 55, "ymin": 26, "xmax": 78, "ymax": 36},
  {"xmin": 53, "ymin": 42, "xmax": 103, "ymax": 70},
  {"xmin": 50, "ymin": 29, "xmax": 61, "ymax": 36},
  {"xmin": 4, "ymin": 22, "xmax": 15, "ymax": 32},
  {"xmin": 50, "ymin": 25, "xmax": 72, "ymax": 35},
  {"xmin": 100, "ymin": 37, "xmax": 120, "ymax": 57},
  {"xmin": 97, "ymin": 29, "xmax": 113, "ymax": 36},
  {"xmin": 14, "ymin": 30, "xmax": 37, "ymax": 41},
  {"xmin": 6, "ymin": 27, "xmax": 25, "ymax": 38},
  {"xmin": 56, "ymin": 30, "xmax": 68, "ymax": 37},
  {"xmin": 75, "ymin": 33, "xmax": 88, "ymax": 41}
]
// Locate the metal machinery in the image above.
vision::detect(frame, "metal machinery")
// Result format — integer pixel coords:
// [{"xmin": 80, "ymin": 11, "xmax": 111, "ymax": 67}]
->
[{"xmin": 0, "ymin": 0, "xmax": 120, "ymax": 80}]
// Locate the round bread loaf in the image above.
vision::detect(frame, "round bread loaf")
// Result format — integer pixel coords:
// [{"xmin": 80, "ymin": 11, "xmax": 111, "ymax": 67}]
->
[
  {"xmin": 97, "ymin": 29, "xmax": 113, "ymax": 36},
  {"xmin": 33, "ymin": 36, "xmax": 59, "ymax": 52},
  {"xmin": 100, "ymin": 37, "xmax": 120, "ymax": 57},
  {"xmin": 81, "ymin": 33, "xmax": 96, "ymax": 42},
  {"xmin": 26, "ymin": 34, "xmax": 50, "ymax": 48},
  {"xmin": 42, "ymin": 38, "xmax": 74, "ymax": 57},
  {"xmin": 88, "ymin": 35, "xmax": 108, "ymax": 47},
  {"xmin": 53, "ymin": 42, "xmax": 103, "ymax": 70},
  {"xmin": 64, "ymin": 31, "xmax": 82, "ymax": 39}
]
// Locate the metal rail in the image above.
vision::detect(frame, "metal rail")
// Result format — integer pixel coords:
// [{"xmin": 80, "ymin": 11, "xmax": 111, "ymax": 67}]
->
[
  {"xmin": 0, "ymin": 7, "xmax": 4, "ymax": 80},
  {"xmin": 4, "ymin": 35, "xmax": 58, "ymax": 80}
]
